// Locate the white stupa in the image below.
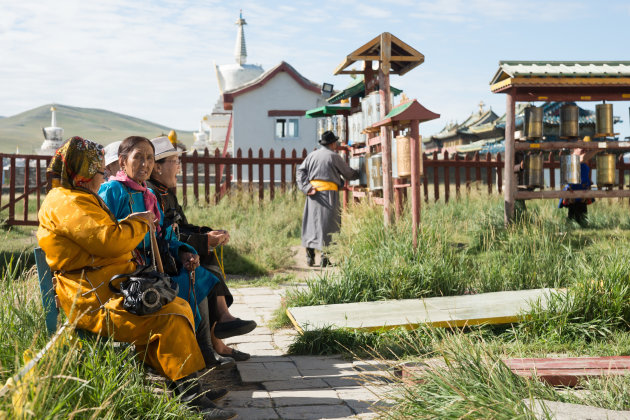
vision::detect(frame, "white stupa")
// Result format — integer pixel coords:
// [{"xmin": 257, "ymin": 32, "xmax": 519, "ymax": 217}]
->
[
  {"xmin": 206, "ymin": 11, "xmax": 264, "ymax": 148},
  {"xmin": 191, "ymin": 119, "xmax": 211, "ymax": 152},
  {"xmin": 39, "ymin": 106, "xmax": 65, "ymax": 155}
]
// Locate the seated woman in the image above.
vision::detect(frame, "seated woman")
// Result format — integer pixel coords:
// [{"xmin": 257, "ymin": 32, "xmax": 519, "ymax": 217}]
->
[
  {"xmin": 147, "ymin": 136, "xmax": 256, "ymax": 361},
  {"xmin": 37, "ymin": 137, "xmax": 235, "ymax": 419},
  {"xmin": 98, "ymin": 136, "xmax": 235, "ymax": 369}
]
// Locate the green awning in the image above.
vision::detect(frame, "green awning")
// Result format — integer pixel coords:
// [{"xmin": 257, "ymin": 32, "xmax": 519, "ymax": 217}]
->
[
  {"xmin": 305, "ymin": 105, "xmax": 352, "ymax": 118},
  {"xmin": 327, "ymin": 75, "xmax": 403, "ymax": 104}
]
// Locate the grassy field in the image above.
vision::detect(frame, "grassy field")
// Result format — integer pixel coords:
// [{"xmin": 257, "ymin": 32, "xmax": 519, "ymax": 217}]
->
[
  {"xmin": 2, "ymin": 189, "xmax": 630, "ymax": 418},
  {"xmin": 281, "ymin": 193, "xmax": 630, "ymax": 417}
]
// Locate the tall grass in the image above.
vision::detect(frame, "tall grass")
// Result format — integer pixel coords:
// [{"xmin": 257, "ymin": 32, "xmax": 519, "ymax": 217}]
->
[
  {"xmin": 287, "ymin": 195, "xmax": 630, "ymax": 306},
  {"xmin": 183, "ymin": 190, "xmax": 304, "ymax": 275},
  {"xmin": 0, "ymin": 256, "xmax": 196, "ymax": 419}
]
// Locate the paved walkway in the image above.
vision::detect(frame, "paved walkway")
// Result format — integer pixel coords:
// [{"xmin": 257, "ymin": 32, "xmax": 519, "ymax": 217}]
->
[{"xmin": 219, "ymin": 250, "xmax": 390, "ymax": 419}]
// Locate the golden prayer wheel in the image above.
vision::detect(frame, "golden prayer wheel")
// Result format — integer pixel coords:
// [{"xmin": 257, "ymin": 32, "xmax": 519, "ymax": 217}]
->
[
  {"xmin": 368, "ymin": 153, "xmax": 383, "ymax": 190},
  {"xmin": 559, "ymin": 104, "xmax": 579, "ymax": 138},
  {"xmin": 396, "ymin": 136, "xmax": 411, "ymax": 178},
  {"xmin": 560, "ymin": 154, "xmax": 581, "ymax": 185},
  {"xmin": 595, "ymin": 103, "xmax": 614, "ymax": 136},
  {"xmin": 596, "ymin": 153, "xmax": 616, "ymax": 186},
  {"xmin": 349, "ymin": 156, "xmax": 367, "ymax": 187},
  {"xmin": 524, "ymin": 153, "xmax": 544, "ymax": 188},
  {"xmin": 524, "ymin": 106, "xmax": 543, "ymax": 139}
]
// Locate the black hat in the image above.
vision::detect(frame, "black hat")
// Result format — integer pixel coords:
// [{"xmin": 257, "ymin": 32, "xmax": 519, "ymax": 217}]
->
[{"xmin": 319, "ymin": 130, "xmax": 339, "ymax": 145}]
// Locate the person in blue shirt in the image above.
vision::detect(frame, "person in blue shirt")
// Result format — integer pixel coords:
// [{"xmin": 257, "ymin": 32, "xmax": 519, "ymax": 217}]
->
[
  {"xmin": 559, "ymin": 148, "xmax": 597, "ymax": 226},
  {"xmin": 99, "ymin": 136, "xmax": 235, "ymax": 370}
]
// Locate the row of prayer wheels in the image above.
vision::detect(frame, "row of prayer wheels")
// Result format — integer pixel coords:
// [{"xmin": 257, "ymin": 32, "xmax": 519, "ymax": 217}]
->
[
  {"xmin": 524, "ymin": 103, "xmax": 615, "ymax": 139},
  {"xmin": 523, "ymin": 152, "xmax": 617, "ymax": 188}
]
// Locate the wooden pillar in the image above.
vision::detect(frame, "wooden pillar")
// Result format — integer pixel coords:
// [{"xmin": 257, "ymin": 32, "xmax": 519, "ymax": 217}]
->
[
  {"xmin": 410, "ymin": 120, "xmax": 421, "ymax": 249},
  {"xmin": 379, "ymin": 32, "xmax": 393, "ymax": 226},
  {"xmin": 504, "ymin": 89, "xmax": 516, "ymax": 225}
]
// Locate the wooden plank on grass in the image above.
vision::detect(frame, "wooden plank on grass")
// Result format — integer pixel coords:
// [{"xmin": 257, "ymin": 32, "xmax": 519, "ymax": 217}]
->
[{"xmin": 286, "ymin": 288, "xmax": 557, "ymax": 333}]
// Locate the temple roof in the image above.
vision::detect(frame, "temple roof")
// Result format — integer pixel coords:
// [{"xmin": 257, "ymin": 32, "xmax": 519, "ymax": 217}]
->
[
  {"xmin": 491, "ymin": 61, "xmax": 630, "ymax": 86},
  {"xmin": 223, "ymin": 61, "xmax": 321, "ymax": 110},
  {"xmin": 327, "ymin": 75, "xmax": 402, "ymax": 104},
  {"xmin": 430, "ymin": 106, "xmax": 499, "ymax": 141}
]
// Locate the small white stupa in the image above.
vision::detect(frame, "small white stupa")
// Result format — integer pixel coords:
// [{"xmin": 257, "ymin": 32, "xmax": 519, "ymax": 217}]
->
[
  {"xmin": 191, "ymin": 118, "xmax": 211, "ymax": 152},
  {"xmin": 39, "ymin": 106, "xmax": 65, "ymax": 155}
]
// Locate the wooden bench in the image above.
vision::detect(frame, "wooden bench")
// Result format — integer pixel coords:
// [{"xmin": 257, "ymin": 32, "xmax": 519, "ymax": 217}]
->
[{"xmin": 34, "ymin": 247, "xmax": 59, "ymax": 335}]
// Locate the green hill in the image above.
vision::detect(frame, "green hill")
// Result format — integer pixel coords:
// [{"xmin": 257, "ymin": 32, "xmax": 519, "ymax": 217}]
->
[{"xmin": 0, "ymin": 104, "xmax": 194, "ymax": 153}]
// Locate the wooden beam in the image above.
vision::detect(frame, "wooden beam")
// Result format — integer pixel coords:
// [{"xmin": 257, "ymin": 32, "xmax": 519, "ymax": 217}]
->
[
  {"xmin": 516, "ymin": 190, "xmax": 630, "ymax": 200},
  {"xmin": 410, "ymin": 120, "xmax": 421, "ymax": 249},
  {"xmin": 504, "ymin": 89, "xmax": 516, "ymax": 225},
  {"xmin": 379, "ymin": 32, "xmax": 393, "ymax": 226},
  {"xmin": 515, "ymin": 141, "xmax": 630, "ymax": 151}
]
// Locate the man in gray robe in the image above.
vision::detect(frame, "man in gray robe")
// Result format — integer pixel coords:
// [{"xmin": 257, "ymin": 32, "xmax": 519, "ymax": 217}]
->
[{"xmin": 297, "ymin": 130, "xmax": 359, "ymax": 267}]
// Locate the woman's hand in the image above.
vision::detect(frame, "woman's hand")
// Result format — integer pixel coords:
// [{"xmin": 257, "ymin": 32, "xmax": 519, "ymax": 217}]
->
[
  {"xmin": 180, "ymin": 251, "xmax": 200, "ymax": 271},
  {"xmin": 128, "ymin": 211, "xmax": 158, "ymax": 229},
  {"xmin": 207, "ymin": 230, "xmax": 230, "ymax": 247}
]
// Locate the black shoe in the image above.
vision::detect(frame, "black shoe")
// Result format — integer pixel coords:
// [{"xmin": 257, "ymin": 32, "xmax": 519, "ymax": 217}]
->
[
  {"xmin": 214, "ymin": 319, "xmax": 257, "ymax": 339},
  {"xmin": 320, "ymin": 256, "xmax": 331, "ymax": 267},
  {"xmin": 306, "ymin": 248, "xmax": 315, "ymax": 267},
  {"xmin": 203, "ymin": 388, "xmax": 229, "ymax": 402},
  {"xmin": 218, "ymin": 348, "xmax": 250, "ymax": 362}
]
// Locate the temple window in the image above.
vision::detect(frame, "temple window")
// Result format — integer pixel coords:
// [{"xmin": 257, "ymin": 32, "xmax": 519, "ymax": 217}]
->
[{"xmin": 275, "ymin": 118, "xmax": 299, "ymax": 139}]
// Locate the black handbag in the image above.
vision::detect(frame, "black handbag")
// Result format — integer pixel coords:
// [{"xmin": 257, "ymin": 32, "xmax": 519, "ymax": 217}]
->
[{"xmin": 109, "ymin": 265, "xmax": 179, "ymax": 315}]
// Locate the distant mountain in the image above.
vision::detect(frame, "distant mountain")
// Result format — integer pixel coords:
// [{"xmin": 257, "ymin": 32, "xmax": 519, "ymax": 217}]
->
[{"xmin": 0, "ymin": 104, "xmax": 194, "ymax": 153}]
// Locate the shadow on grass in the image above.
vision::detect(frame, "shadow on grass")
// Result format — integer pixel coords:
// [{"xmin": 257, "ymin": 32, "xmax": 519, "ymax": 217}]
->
[
  {"xmin": 221, "ymin": 245, "xmax": 267, "ymax": 276},
  {"xmin": 0, "ymin": 249, "xmax": 35, "ymax": 278}
]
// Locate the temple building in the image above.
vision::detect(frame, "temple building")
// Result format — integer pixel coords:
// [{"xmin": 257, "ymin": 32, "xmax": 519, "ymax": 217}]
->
[
  {"xmin": 205, "ymin": 11, "xmax": 264, "ymax": 151},
  {"xmin": 39, "ymin": 106, "xmax": 65, "ymax": 155}
]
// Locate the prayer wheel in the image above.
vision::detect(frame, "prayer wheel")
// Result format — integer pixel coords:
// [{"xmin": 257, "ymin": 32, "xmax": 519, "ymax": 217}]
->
[
  {"xmin": 349, "ymin": 156, "xmax": 367, "ymax": 187},
  {"xmin": 395, "ymin": 136, "xmax": 411, "ymax": 178},
  {"xmin": 524, "ymin": 106, "xmax": 543, "ymax": 139},
  {"xmin": 595, "ymin": 103, "xmax": 614, "ymax": 136},
  {"xmin": 524, "ymin": 153, "xmax": 543, "ymax": 188},
  {"xmin": 560, "ymin": 154, "xmax": 581, "ymax": 185},
  {"xmin": 559, "ymin": 104, "xmax": 579, "ymax": 138},
  {"xmin": 317, "ymin": 119, "xmax": 325, "ymax": 140},
  {"xmin": 336, "ymin": 115, "xmax": 347, "ymax": 142},
  {"xmin": 368, "ymin": 153, "xmax": 383, "ymax": 191},
  {"xmin": 596, "ymin": 153, "xmax": 616, "ymax": 186}
]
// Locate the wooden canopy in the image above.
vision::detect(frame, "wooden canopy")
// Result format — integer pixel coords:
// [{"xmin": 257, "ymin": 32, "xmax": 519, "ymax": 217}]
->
[
  {"xmin": 490, "ymin": 61, "xmax": 630, "ymax": 102},
  {"xmin": 333, "ymin": 32, "xmax": 424, "ymax": 76},
  {"xmin": 373, "ymin": 99, "xmax": 440, "ymax": 127}
]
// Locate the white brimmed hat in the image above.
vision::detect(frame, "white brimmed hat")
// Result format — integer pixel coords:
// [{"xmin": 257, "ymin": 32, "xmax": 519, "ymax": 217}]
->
[
  {"xmin": 151, "ymin": 136, "xmax": 181, "ymax": 160},
  {"xmin": 104, "ymin": 141, "xmax": 122, "ymax": 166}
]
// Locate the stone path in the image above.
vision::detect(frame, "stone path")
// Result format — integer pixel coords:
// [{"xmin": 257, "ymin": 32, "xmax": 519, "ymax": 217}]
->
[{"xmin": 218, "ymin": 250, "xmax": 390, "ymax": 419}]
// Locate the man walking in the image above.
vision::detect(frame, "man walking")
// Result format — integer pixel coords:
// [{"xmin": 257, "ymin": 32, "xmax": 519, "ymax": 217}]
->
[{"xmin": 296, "ymin": 131, "xmax": 359, "ymax": 267}]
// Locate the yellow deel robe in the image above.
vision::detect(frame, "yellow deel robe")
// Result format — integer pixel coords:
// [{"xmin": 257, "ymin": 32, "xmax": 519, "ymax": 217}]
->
[{"xmin": 37, "ymin": 187, "xmax": 205, "ymax": 380}]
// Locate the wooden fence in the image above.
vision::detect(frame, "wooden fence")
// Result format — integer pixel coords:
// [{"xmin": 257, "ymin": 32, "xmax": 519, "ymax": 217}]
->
[
  {"xmin": 2, "ymin": 149, "xmax": 630, "ymax": 226},
  {"xmin": 180, "ymin": 148, "xmax": 308, "ymax": 206}
]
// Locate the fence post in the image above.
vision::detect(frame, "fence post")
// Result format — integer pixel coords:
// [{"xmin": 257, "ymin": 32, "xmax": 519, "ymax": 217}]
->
[
  {"xmin": 258, "ymin": 148, "xmax": 264, "ymax": 203},
  {"xmin": 443, "ymin": 151, "xmax": 450, "ymax": 203},
  {"xmin": 192, "ymin": 150, "xmax": 199, "ymax": 204},
  {"xmin": 433, "ymin": 151, "xmax": 439, "ymax": 202},
  {"xmin": 454, "ymin": 153, "xmax": 461, "ymax": 199},
  {"xmin": 423, "ymin": 152, "xmax": 429, "ymax": 203},
  {"xmin": 496, "ymin": 154, "xmax": 503, "ymax": 193},
  {"xmin": 24, "ymin": 157, "xmax": 30, "ymax": 222},
  {"xmin": 280, "ymin": 148, "xmax": 286, "ymax": 193},
  {"xmin": 236, "ymin": 148, "xmax": 243, "ymax": 191},
  {"xmin": 225, "ymin": 153, "xmax": 232, "ymax": 197},
  {"xmin": 248, "ymin": 148, "xmax": 254, "ymax": 195},
  {"xmin": 269, "ymin": 149, "xmax": 275, "ymax": 201},
  {"xmin": 214, "ymin": 148, "xmax": 221, "ymax": 205},
  {"xmin": 486, "ymin": 152, "xmax": 492, "ymax": 195},
  {"xmin": 204, "ymin": 148, "xmax": 210, "ymax": 205},
  {"xmin": 465, "ymin": 153, "xmax": 471, "ymax": 194},
  {"xmin": 182, "ymin": 155, "xmax": 188, "ymax": 207}
]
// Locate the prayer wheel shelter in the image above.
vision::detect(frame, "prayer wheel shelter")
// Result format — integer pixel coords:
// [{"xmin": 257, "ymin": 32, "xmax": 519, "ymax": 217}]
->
[{"xmin": 490, "ymin": 61, "xmax": 630, "ymax": 224}]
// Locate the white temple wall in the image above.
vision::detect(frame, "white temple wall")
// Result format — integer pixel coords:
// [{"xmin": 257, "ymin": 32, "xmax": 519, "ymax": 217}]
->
[{"xmin": 231, "ymin": 72, "xmax": 324, "ymax": 180}]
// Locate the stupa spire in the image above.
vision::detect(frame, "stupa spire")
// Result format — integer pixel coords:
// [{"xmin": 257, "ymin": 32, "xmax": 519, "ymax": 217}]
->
[{"xmin": 234, "ymin": 10, "xmax": 247, "ymax": 65}]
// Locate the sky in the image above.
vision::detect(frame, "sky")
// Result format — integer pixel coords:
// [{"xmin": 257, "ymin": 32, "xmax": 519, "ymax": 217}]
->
[{"xmin": 1, "ymin": 0, "xmax": 630, "ymax": 139}]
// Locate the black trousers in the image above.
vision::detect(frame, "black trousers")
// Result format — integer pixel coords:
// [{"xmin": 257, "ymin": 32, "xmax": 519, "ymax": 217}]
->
[{"xmin": 567, "ymin": 202, "xmax": 588, "ymax": 226}]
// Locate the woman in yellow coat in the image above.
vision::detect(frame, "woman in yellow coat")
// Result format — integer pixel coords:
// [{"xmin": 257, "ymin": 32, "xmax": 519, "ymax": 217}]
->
[{"xmin": 37, "ymin": 137, "xmax": 235, "ymax": 419}]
